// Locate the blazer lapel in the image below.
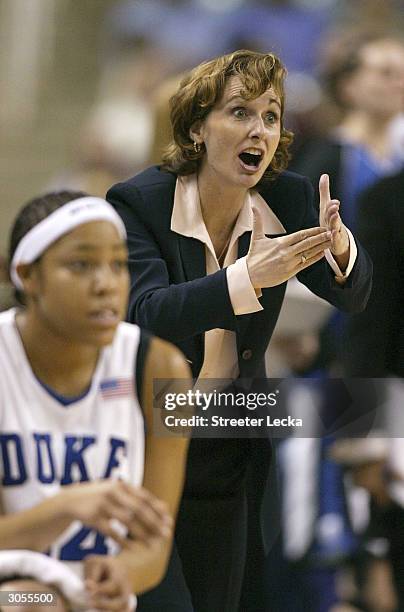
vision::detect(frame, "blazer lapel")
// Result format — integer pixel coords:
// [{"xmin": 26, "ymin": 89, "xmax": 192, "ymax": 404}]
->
[{"xmin": 178, "ymin": 235, "xmax": 206, "ymax": 282}]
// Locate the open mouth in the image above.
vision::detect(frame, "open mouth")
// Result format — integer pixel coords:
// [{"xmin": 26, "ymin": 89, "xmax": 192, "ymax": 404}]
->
[
  {"xmin": 238, "ymin": 150, "xmax": 263, "ymax": 170},
  {"xmin": 89, "ymin": 308, "xmax": 119, "ymax": 326}
]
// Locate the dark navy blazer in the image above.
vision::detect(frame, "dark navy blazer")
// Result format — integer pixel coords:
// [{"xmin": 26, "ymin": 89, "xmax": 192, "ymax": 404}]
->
[{"xmin": 107, "ymin": 165, "xmax": 372, "ymax": 380}]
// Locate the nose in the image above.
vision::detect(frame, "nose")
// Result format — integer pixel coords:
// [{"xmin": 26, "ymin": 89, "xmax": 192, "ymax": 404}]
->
[
  {"xmin": 248, "ymin": 115, "xmax": 265, "ymax": 140},
  {"xmin": 91, "ymin": 264, "xmax": 118, "ymax": 294}
]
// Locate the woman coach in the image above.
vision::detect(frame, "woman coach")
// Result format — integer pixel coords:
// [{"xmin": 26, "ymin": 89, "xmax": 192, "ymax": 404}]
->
[{"xmin": 107, "ymin": 50, "xmax": 372, "ymax": 611}]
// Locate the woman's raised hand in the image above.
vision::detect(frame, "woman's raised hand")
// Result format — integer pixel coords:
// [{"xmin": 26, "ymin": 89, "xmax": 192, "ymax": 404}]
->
[
  {"xmin": 319, "ymin": 173, "xmax": 350, "ymax": 258},
  {"xmin": 246, "ymin": 206, "xmax": 332, "ymax": 289}
]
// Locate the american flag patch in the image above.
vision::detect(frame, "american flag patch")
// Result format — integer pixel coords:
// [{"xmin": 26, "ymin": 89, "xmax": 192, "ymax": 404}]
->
[{"xmin": 100, "ymin": 377, "xmax": 133, "ymax": 400}]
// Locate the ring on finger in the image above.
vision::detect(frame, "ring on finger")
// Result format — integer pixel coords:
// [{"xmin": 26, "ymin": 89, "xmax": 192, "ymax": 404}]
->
[{"xmin": 300, "ymin": 253, "xmax": 307, "ymax": 264}]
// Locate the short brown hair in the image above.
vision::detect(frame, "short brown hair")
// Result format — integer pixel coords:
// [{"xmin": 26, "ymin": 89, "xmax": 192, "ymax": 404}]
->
[{"xmin": 162, "ymin": 49, "xmax": 293, "ymax": 183}]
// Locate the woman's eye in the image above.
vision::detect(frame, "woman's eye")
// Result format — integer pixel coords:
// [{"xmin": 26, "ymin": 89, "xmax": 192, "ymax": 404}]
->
[
  {"xmin": 265, "ymin": 112, "xmax": 278, "ymax": 123},
  {"xmin": 233, "ymin": 107, "xmax": 248, "ymax": 119}
]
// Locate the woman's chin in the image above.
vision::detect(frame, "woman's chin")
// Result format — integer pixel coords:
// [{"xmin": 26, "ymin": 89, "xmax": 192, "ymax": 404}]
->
[{"xmin": 237, "ymin": 172, "xmax": 262, "ymax": 189}]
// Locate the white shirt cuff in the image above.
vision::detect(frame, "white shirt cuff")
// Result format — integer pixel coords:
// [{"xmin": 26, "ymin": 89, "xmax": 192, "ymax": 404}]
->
[
  {"xmin": 324, "ymin": 226, "xmax": 357, "ymax": 280},
  {"xmin": 226, "ymin": 256, "xmax": 263, "ymax": 315}
]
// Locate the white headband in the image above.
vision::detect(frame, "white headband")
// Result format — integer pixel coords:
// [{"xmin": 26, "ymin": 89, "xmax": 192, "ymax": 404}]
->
[{"xmin": 10, "ymin": 196, "xmax": 127, "ymax": 290}]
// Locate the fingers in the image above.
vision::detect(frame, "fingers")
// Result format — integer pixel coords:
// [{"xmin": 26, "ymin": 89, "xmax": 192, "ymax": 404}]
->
[
  {"xmin": 290, "ymin": 226, "xmax": 331, "ymax": 273},
  {"xmin": 108, "ymin": 482, "xmax": 173, "ymax": 541},
  {"xmin": 122, "ymin": 485, "xmax": 173, "ymax": 542},
  {"xmin": 298, "ymin": 249, "xmax": 326, "ymax": 271},
  {"xmin": 88, "ymin": 593, "xmax": 131, "ymax": 611},
  {"xmin": 318, "ymin": 174, "xmax": 344, "ymax": 235},
  {"xmin": 326, "ymin": 201, "xmax": 341, "ymax": 231},
  {"xmin": 84, "ymin": 555, "xmax": 107, "ymax": 583},
  {"xmin": 127, "ymin": 503, "xmax": 171, "ymax": 543},
  {"xmin": 127, "ymin": 484, "xmax": 171, "ymax": 524},
  {"xmin": 290, "ymin": 230, "xmax": 332, "ymax": 257},
  {"xmin": 282, "ymin": 226, "xmax": 329, "ymax": 247},
  {"xmin": 251, "ymin": 206, "xmax": 265, "ymax": 241},
  {"xmin": 78, "ymin": 480, "xmax": 173, "ymax": 544},
  {"xmin": 86, "ymin": 580, "xmax": 130, "ymax": 611},
  {"xmin": 319, "ymin": 173, "xmax": 331, "ymax": 210},
  {"xmin": 84, "ymin": 557, "xmax": 131, "ymax": 612},
  {"xmin": 94, "ymin": 517, "xmax": 128, "ymax": 547},
  {"xmin": 88, "ymin": 575, "xmax": 121, "ymax": 597}
]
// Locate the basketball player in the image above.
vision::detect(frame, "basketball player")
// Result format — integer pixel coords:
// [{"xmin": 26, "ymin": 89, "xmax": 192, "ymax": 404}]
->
[{"xmin": 0, "ymin": 191, "xmax": 191, "ymax": 611}]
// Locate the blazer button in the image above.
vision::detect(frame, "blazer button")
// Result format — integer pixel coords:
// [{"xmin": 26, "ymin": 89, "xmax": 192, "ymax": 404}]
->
[{"xmin": 241, "ymin": 349, "xmax": 253, "ymax": 360}]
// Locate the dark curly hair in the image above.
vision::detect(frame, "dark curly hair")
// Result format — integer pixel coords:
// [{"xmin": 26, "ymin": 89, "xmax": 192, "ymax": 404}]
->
[{"xmin": 162, "ymin": 49, "xmax": 293, "ymax": 184}]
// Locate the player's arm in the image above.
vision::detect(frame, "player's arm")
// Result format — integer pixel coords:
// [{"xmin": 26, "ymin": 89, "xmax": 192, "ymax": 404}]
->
[
  {"xmin": 0, "ymin": 476, "xmax": 73, "ymax": 551},
  {"xmin": 111, "ymin": 336, "xmax": 192, "ymax": 594},
  {"xmin": 0, "ymin": 478, "xmax": 171, "ymax": 552}
]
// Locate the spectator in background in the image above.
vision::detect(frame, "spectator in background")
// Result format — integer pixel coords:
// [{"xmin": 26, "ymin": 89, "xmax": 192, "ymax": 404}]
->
[
  {"xmin": 339, "ymin": 165, "xmax": 404, "ymax": 612},
  {"xmin": 104, "ymin": 0, "xmax": 331, "ymax": 74},
  {"xmin": 291, "ymin": 31, "xmax": 404, "ymax": 228},
  {"xmin": 148, "ymin": 74, "xmax": 184, "ymax": 167},
  {"xmin": 264, "ymin": 283, "xmax": 356, "ymax": 612},
  {"xmin": 345, "ymin": 169, "xmax": 404, "ymax": 378},
  {"xmin": 48, "ymin": 100, "xmax": 154, "ymax": 198},
  {"xmin": 331, "ymin": 437, "xmax": 404, "ymax": 611},
  {"xmin": 290, "ymin": 31, "xmax": 404, "ymax": 371}
]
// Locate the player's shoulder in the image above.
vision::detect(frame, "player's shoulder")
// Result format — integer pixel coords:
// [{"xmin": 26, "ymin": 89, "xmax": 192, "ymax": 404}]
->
[{"xmin": 146, "ymin": 336, "xmax": 190, "ymax": 380}]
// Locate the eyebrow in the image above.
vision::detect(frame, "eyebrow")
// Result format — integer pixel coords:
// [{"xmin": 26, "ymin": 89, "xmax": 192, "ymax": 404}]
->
[
  {"xmin": 67, "ymin": 242, "xmax": 127, "ymax": 252},
  {"xmin": 225, "ymin": 94, "xmax": 281, "ymax": 109}
]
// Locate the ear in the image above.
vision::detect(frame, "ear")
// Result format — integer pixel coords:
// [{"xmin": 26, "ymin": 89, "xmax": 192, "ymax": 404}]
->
[
  {"xmin": 189, "ymin": 119, "xmax": 204, "ymax": 145},
  {"xmin": 16, "ymin": 263, "xmax": 41, "ymax": 297}
]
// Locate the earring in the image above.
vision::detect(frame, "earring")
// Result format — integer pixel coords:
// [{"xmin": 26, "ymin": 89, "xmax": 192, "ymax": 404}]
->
[{"xmin": 193, "ymin": 141, "xmax": 201, "ymax": 153}]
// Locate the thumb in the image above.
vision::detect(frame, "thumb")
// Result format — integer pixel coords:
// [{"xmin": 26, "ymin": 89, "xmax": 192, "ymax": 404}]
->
[{"xmin": 251, "ymin": 206, "xmax": 265, "ymax": 241}]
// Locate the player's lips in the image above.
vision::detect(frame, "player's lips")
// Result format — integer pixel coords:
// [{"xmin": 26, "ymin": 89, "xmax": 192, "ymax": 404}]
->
[
  {"xmin": 88, "ymin": 307, "xmax": 120, "ymax": 327},
  {"xmin": 238, "ymin": 147, "xmax": 264, "ymax": 173}
]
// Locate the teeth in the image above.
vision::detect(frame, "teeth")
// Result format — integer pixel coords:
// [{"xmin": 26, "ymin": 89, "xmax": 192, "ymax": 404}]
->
[
  {"xmin": 243, "ymin": 148, "xmax": 262, "ymax": 155},
  {"xmin": 93, "ymin": 309, "xmax": 115, "ymax": 318}
]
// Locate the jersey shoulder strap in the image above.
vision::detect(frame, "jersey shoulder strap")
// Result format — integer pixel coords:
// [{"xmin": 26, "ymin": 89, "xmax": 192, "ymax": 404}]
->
[{"xmin": 135, "ymin": 328, "xmax": 152, "ymax": 405}]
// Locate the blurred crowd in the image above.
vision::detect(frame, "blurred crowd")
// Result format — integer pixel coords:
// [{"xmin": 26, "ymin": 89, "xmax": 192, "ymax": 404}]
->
[{"xmin": 1, "ymin": 0, "xmax": 404, "ymax": 610}]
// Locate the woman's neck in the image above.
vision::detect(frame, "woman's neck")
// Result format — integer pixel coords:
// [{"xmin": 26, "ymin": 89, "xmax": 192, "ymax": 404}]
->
[
  {"xmin": 197, "ymin": 171, "xmax": 247, "ymax": 241},
  {"xmin": 16, "ymin": 310, "xmax": 99, "ymax": 397},
  {"xmin": 338, "ymin": 111, "xmax": 395, "ymax": 160}
]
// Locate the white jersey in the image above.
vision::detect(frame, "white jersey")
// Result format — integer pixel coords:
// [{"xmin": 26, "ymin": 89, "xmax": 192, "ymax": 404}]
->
[{"xmin": 0, "ymin": 308, "xmax": 145, "ymax": 576}]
